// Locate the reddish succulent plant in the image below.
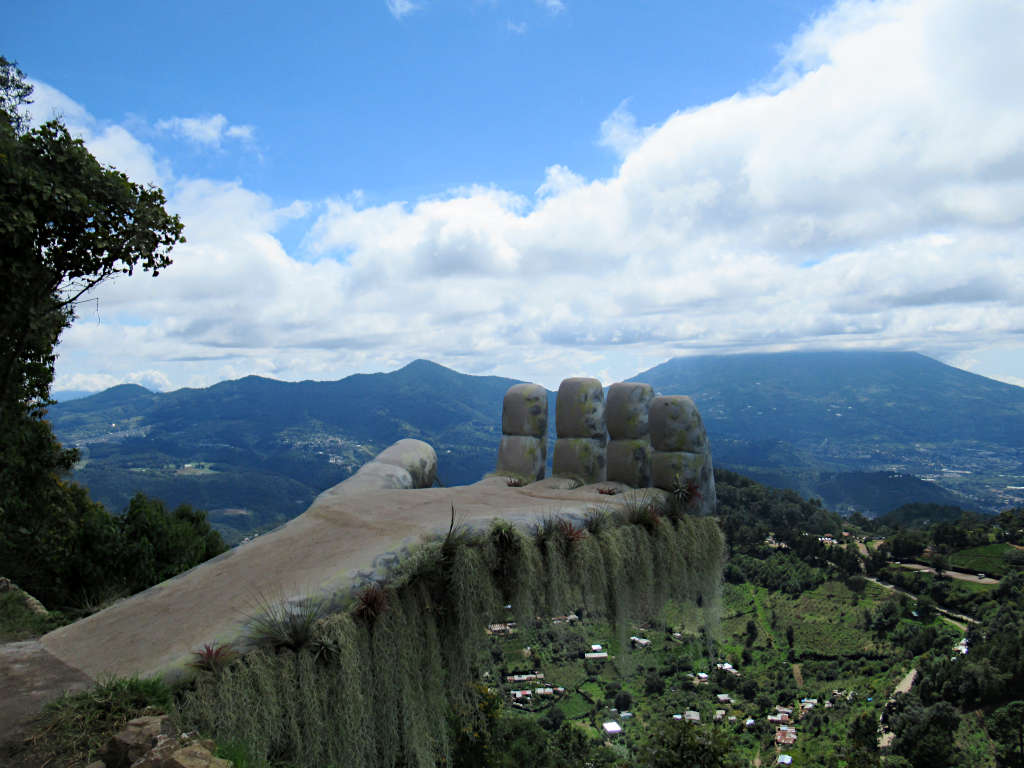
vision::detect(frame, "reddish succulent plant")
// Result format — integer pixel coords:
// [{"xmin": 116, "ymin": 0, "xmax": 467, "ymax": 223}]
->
[
  {"xmin": 354, "ymin": 582, "xmax": 389, "ymax": 625},
  {"xmin": 188, "ymin": 642, "xmax": 237, "ymax": 674},
  {"xmin": 556, "ymin": 518, "xmax": 587, "ymax": 548}
]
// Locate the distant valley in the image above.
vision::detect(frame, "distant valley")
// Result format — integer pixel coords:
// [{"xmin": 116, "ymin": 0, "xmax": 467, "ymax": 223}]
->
[{"xmin": 49, "ymin": 351, "xmax": 1024, "ymax": 542}]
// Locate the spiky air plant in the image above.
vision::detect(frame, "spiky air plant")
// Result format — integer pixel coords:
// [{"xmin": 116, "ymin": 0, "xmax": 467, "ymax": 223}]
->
[
  {"xmin": 584, "ymin": 507, "xmax": 612, "ymax": 535},
  {"xmin": 245, "ymin": 593, "xmax": 327, "ymax": 653},
  {"xmin": 622, "ymin": 489, "xmax": 663, "ymax": 531},
  {"xmin": 187, "ymin": 642, "xmax": 238, "ymax": 674},
  {"xmin": 353, "ymin": 582, "xmax": 389, "ymax": 627},
  {"xmin": 671, "ymin": 475, "xmax": 702, "ymax": 507},
  {"xmin": 556, "ymin": 518, "xmax": 587, "ymax": 549}
]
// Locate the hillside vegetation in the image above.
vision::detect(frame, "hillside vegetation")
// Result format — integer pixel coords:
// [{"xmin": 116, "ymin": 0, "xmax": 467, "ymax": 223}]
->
[
  {"xmin": 49, "ymin": 361, "xmax": 516, "ymax": 540},
  {"xmin": 175, "ymin": 502, "xmax": 724, "ymax": 767}
]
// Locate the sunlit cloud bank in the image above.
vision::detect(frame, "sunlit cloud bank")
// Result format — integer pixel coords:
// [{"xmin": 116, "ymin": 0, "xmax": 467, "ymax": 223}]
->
[{"xmin": 50, "ymin": 0, "xmax": 1024, "ymax": 392}]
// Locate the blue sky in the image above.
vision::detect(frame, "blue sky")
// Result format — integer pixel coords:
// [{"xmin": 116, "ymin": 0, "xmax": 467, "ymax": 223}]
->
[
  {"xmin": 5, "ymin": 0, "xmax": 1024, "ymax": 392},
  {"xmin": 9, "ymin": 1, "xmax": 824, "ymax": 221}
]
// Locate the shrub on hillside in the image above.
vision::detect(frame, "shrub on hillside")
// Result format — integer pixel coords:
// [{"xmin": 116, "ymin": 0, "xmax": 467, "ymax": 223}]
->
[{"xmin": 1, "ymin": 487, "xmax": 227, "ymax": 610}]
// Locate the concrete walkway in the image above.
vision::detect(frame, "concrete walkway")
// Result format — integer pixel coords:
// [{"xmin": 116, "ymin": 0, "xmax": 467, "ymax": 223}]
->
[
  {"xmin": 0, "ymin": 641, "xmax": 93, "ymax": 744},
  {"xmin": 38, "ymin": 475, "xmax": 637, "ymax": 682}
]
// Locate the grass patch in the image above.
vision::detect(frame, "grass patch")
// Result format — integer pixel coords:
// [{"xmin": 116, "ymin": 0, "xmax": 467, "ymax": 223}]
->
[
  {"xmin": 215, "ymin": 740, "xmax": 256, "ymax": 767},
  {"xmin": 12, "ymin": 676, "xmax": 172, "ymax": 767},
  {"xmin": 579, "ymin": 681, "xmax": 605, "ymax": 703},
  {"xmin": 560, "ymin": 692, "xmax": 595, "ymax": 719},
  {"xmin": 0, "ymin": 590, "xmax": 66, "ymax": 641},
  {"xmin": 950, "ymin": 542, "xmax": 1019, "ymax": 578},
  {"xmin": 948, "ymin": 579, "xmax": 999, "ymax": 596},
  {"xmin": 954, "ymin": 710, "xmax": 997, "ymax": 768}
]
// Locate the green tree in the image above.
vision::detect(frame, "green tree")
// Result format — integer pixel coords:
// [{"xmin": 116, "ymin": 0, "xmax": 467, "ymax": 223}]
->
[
  {"xmin": 116, "ymin": 494, "xmax": 227, "ymax": 594},
  {"xmin": 550, "ymin": 722, "xmax": 592, "ymax": 765},
  {"xmin": 0, "ymin": 56, "xmax": 32, "ymax": 133},
  {"xmin": 745, "ymin": 618, "xmax": 758, "ymax": 646},
  {"xmin": 614, "ymin": 690, "xmax": 633, "ymax": 711},
  {"xmin": 847, "ymin": 710, "xmax": 881, "ymax": 768},
  {"xmin": 0, "ymin": 55, "xmax": 184, "ymax": 607},
  {"xmin": 638, "ymin": 720, "xmax": 739, "ymax": 768},
  {"xmin": 990, "ymin": 701, "xmax": 1024, "ymax": 768},
  {"xmin": 890, "ymin": 697, "xmax": 959, "ymax": 768}
]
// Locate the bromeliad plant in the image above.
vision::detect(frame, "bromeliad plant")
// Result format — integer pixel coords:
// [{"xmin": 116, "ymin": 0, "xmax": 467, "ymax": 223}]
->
[
  {"xmin": 188, "ymin": 642, "xmax": 238, "ymax": 675},
  {"xmin": 671, "ymin": 474, "xmax": 702, "ymax": 508},
  {"xmin": 353, "ymin": 582, "xmax": 389, "ymax": 627}
]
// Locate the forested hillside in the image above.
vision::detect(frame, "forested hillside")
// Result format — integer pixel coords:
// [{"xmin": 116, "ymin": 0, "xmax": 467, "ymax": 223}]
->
[
  {"xmin": 49, "ymin": 360, "xmax": 516, "ymax": 540},
  {"xmin": 634, "ymin": 351, "xmax": 1024, "ymax": 514},
  {"xmin": 48, "ymin": 351, "xmax": 1024, "ymax": 542}
]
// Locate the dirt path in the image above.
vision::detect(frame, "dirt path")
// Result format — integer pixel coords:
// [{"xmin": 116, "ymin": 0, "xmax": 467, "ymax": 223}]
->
[
  {"xmin": 896, "ymin": 563, "xmax": 999, "ymax": 585},
  {"xmin": 856, "ymin": 541, "xmax": 869, "ymax": 557},
  {"xmin": 0, "ymin": 641, "xmax": 93, "ymax": 745},
  {"xmin": 878, "ymin": 668, "xmax": 917, "ymax": 749},
  {"xmin": 894, "ymin": 668, "xmax": 917, "ymax": 695},
  {"xmin": 791, "ymin": 663, "xmax": 804, "ymax": 688}
]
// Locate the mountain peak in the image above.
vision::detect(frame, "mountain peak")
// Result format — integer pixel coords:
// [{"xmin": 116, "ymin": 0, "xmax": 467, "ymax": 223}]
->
[{"xmin": 399, "ymin": 359, "xmax": 450, "ymax": 373}]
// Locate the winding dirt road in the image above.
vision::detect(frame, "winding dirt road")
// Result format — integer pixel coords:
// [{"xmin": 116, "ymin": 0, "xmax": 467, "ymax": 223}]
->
[{"xmin": 896, "ymin": 562, "xmax": 999, "ymax": 585}]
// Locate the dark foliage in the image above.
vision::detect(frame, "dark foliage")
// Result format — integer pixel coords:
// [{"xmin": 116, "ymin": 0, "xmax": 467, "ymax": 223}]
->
[
  {"xmin": 354, "ymin": 582, "xmax": 389, "ymax": 626},
  {"xmin": 0, "ymin": 57, "xmax": 202, "ymax": 610},
  {"xmin": 889, "ymin": 695, "xmax": 959, "ymax": 767},
  {"xmin": 637, "ymin": 719, "xmax": 740, "ymax": 768}
]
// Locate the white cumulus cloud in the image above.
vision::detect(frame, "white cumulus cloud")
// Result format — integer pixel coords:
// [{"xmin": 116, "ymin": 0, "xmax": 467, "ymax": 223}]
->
[
  {"xmin": 598, "ymin": 100, "xmax": 652, "ymax": 158},
  {"xmin": 27, "ymin": 82, "xmax": 167, "ymax": 186},
  {"xmin": 156, "ymin": 114, "xmax": 255, "ymax": 148},
  {"xmin": 386, "ymin": 0, "xmax": 418, "ymax": 19}
]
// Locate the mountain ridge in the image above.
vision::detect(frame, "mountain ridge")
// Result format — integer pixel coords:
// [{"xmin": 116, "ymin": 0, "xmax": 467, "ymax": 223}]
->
[{"xmin": 48, "ymin": 350, "xmax": 1024, "ymax": 538}]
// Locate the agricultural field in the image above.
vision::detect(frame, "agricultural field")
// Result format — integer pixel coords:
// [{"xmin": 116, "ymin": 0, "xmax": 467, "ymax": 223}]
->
[
  {"xmin": 484, "ymin": 578, "xmax": 962, "ymax": 766},
  {"xmin": 950, "ymin": 542, "xmax": 1023, "ymax": 578}
]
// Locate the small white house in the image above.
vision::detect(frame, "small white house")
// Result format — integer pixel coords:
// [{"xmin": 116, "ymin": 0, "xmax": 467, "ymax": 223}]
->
[{"xmin": 602, "ymin": 721, "xmax": 622, "ymax": 736}]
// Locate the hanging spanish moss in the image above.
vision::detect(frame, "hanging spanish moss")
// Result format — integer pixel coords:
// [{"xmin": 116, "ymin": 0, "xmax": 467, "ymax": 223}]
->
[{"xmin": 176, "ymin": 507, "xmax": 725, "ymax": 768}]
